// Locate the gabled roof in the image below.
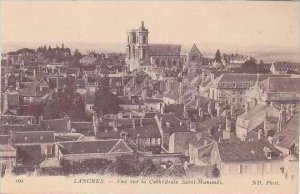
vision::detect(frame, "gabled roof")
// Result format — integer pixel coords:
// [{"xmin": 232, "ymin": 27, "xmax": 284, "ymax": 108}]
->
[
  {"xmin": 71, "ymin": 121, "xmax": 94, "ymax": 136},
  {"xmin": 0, "ymin": 124, "xmax": 42, "ymax": 135},
  {"xmin": 218, "ymin": 139, "xmax": 282, "ymax": 162},
  {"xmin": 1, "ymin": 115, "xmax": 35, "ymax": 125},
  {"xmin": 58, "ymin": 139, "xmax": 133, "ymax": 155},
  {"xmin": 189, "ymin": 44, "xmax": 202, "ymax": 55},
  {"xmin": 275, "ymin": 115, "xmax": 299, "ymax": 149},
  {"xmin": 265, "ymin": 77, "xmax": 300, "ymax": 93},
  {"xmin": 157, "ymin": 113, "xmax": 187, "ymax": 134},
  {"xmin": 96, "ymin": 117, "xmax": 161, "ymax": 139},
  {"xmin": 149, "ymin": 44, "xmax": 181, "ymax": 56},
  {"xmin": 41, "ymin": 117, "xmax": 70, "ymax": 133},
  {"xmin": 272, "ymin": 62, "xmax": 300, "ymax": 72},
  {"xmin": 11, "ymin": 131, "xmax": 55, "ymax": 144}
]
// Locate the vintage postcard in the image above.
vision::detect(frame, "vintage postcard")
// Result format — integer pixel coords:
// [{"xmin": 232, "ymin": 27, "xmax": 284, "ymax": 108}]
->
[{"xmin": 0, "ymin": 1, "xmax": 299, "ymax": 194}]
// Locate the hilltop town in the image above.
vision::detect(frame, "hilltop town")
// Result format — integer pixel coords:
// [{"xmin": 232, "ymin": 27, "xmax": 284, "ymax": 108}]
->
[{"xmin": 1, "ymin": 21, "xmax": 299, "ymax": 179}]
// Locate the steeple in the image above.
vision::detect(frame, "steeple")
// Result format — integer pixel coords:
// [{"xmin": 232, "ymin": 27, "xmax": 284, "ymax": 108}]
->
[{"xmin": 140, "ymin": 21, "xmax": 145, "ymax": 30}]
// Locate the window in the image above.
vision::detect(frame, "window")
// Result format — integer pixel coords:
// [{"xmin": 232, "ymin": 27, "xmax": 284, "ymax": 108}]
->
[
  {"xmin": 145, "ymin": 138, "xmax": 151, "ymax": 146},
  {"xmin": 40, "ymin": 136, "xmax": 44, "ymax": 141},
  {"xmin": 143, "ymin": 36, "xmax": 146, "ymax": 44},
  {"xmin": 232, "ymin": 98, "xmax": 236, "ymax": 103},
  {"xmin": 156, "ymin": 138, "xmax": 161, "ymax": 145},
  {"xmin": 151, "ymin": 138, "xmax": 155, "ymax": 145},
  {"xmin": 47, "ymin": 145, "xmax": 52, "ymax": 155}
]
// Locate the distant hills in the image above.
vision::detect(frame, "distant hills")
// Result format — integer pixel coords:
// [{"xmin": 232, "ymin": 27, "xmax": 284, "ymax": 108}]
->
[{"xmin": 2, "ymin": 41, "xmax": 299, "ymax": 63}]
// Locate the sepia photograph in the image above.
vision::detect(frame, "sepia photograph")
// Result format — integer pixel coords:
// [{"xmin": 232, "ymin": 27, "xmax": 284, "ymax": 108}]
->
[{"xmin": 0, "ymin": 1, "xmax": 299, "ymax": 194}]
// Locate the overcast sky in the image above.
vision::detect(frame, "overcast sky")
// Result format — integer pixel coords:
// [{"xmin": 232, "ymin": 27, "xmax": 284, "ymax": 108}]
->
[{"xmin": 1, "ymin": 1, "xmax": 300, "ymax": 51}]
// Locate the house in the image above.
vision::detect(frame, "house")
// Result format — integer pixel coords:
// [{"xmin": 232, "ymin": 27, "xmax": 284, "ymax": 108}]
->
[
  {"xmin": 155, "ymin": 113, "xmax": 188, "ymax": 152},
  {"xmin": 189, "ymin": 134, "xmax": 216, "ymax": 166},
  {"xmin": 274, "ymin": 114, "xmax": 299, "ymax": 155},
  {"xmin": 169, "ymin": 131, "xmax": 199, "ymax": 156},
  {"xmin": 71, "ymin": 121, "xmax": 94, "ymax": 136},
  {"xmin": 95, "ymin": 116, "xmax": 162, "ymax": 153},
  {"xmin": 56, "ymin": 139, "xmax": 133, "ymax": 163},
  {"xmin": 260, "ymin": 77, "xmax": 300, "ymax": 105},
  {"xmin": 270, "ymin": 62, "xmax": 300, "ymax": 74},
  {"xmin": 18, "ymin": 77, "xmax": 50, "ymax": 103},
  {"xmin": 2, "ymin": 89, "xmax": 19, "ymax": 114},
  {"xmin": 211, "ymin": 139, "xmax": 283, "ymax": 176},
  {"xmin": 209, "ymin": 73, "xmax": 290, "ymax": 106},
  {"xmin": 283, "ymin": 154, "xmax": 298, "ymax": 180},
  {"xmin": 79, "ymin": 56, "xmax": 97, "ymax": 65},
  {"xmin": 85, "ymin": 94, "xmax": 95, "ymax": 115},
  {"xmin": 10, "ymin": 131, "xmax": 55, "ymax": 166},
  {"xmin": 41, "ymin": 116, "xmax": 71, "ymax": 133},
  {"xmin": 144, "ymin": 98, "xmax": 162, "ymax": 112},
  {"xmin": 118, "ymin": 95, "xmax": 146, "ymax": 111},
  {"xmin": 1, "ymin": 115, "xmax": 36, "ymax": 125},
  {"xmin": 0, "ymin": 135, "xmax": 17, "ymax": 174},
  {"xmin": 236, "ymin": 104, "xmax": 275, "ymax": 141}
]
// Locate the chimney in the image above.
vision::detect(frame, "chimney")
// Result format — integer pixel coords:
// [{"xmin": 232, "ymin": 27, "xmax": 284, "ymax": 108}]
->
[
  {"xmin": 136, "ymin": 133, "xmax": 140, "ymax": 144},
  {"xmin": 4, "ymin": 75, "xmax": 9, "ymax": 89},
  {"xmin": 142, "ymin": 89, "xmax": 147, "ymax": 100},
  {"xmin": 160, "ymin": 103, "xmax": 165, "ymax": 114},
  {"xmin": 179, "ymin": 82, "xmax": 183, "ymax": 96},
  {"xmin": 198, "ymin": 107, "xmax": 203, "ymax": 118},
  {"xmin": 132, "ymin": 119, "xmax": 136, "ymax": 129},
  {"xmin": 225, "ymin": 116, "xmax": 231, "ymax": 132},
  {"xmin": 263, "ymin": 119, "xmax": 267, "ymax": 136},
  {"xmin": 230, "ymin": 105, "xmax": 235, "ymax": 117},
  {"xmin": 258, "ymin": 129, "xmax": 262, "ymax": 140},
  {"xmin": 208, "ymin": 100, "xmax": 213, "ymax": 117},
  {"xmin": 16, "ymin": 81, "xmax": 20, "ymax": 90},
  {"xmin": 217, "ymin": 106, "xmax": 222, "ymax": 117},
  {"xmin": 279, "ymin": 107, "xmax": 287, "ymax": 131},
  {"xmin": 245, "ymin": 101, "xmax": 250, "ymax": 113},
  {"xmin": 113, "ymin": 119, "xmax": 118, "ymax": 132},
  {"xmin": 290, "ymin": 104, "xmax": 295, "ymax": 116},
  {"xmin": 196, "ymin": 99, "xmax": 199, "ymax": 109},
  {"xmin": 140, "ymin": 117, "xmax": 143, "ymax": 127}
]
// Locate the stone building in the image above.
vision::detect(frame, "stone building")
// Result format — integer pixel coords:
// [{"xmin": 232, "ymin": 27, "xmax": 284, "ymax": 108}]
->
[{"xmin": 125, "ymin": 21, "xmax": 183, "ymax": 71}]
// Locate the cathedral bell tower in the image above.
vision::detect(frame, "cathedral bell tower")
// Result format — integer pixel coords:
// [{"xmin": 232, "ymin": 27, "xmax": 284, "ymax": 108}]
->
[{"xmin": 126, "ymin": 21, "xmax": 150, "ymax": 71}]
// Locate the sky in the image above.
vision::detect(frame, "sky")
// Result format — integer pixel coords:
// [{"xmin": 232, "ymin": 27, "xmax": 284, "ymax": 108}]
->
[{"xmin": 1, "ymin": 1, "xmax": 300, "ymax": 53}]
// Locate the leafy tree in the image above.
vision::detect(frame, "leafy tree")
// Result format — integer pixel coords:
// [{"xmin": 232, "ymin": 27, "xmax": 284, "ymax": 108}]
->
[
  {"xmin": 114, "ymin": 155, "xmax": 138, "ymax": 176},
  {"xmin": 215, "ymin": 49, "xmax": 222, "ymax": 63},
  {"xmin": 68, "ymin": 94, "xmax": 86, "ymax": 121},
  {"xmin": 94, "ymin": 77, "xmax": 121, "ymax": 116},
  {"xmin": 211, "ymin": 164, "xmax": 220, "ymax": 178},
  {"xmin": 28, "ymin": 102, "xmax": 43, "ymax": 119},
  {"xmin": 241, "ymin": 57, "xmax": 257, "ymax": 73},
  {"xmin": 43, "ymin": 100, "xmax": 62, "ymax": 119}
]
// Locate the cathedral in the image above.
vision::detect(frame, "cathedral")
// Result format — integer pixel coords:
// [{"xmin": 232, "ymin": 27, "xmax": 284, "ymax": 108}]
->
[{"xmin": 126, "ymin": 21, "xmax": 183, "ymax": 71}]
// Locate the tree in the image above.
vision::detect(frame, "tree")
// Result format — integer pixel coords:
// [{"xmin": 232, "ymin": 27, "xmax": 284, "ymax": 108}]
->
[
  {"xmin": 68, "ymin": 94, "xmax": 86, "ymax": 121},
  {"xmin": 43, "ymin": 100, "xmax": 62, "ymax": 119},
  {"xmin": 241, "ymin": 57, "xmax": 257, "ymax": 73},
  {"xmin": 94, "ymin": 77, "xmax": 121, "ymax": 116},
  {"xmin": 28, "ymin": 102, "xmax": 43, "ymax": 119},
  {"xmin": 211, "ymin": 164, "xmax": 220, "ymax": 178},
  {"xmin": 215, "ymin": 49, "xmax": 222, "ymax": 63}
]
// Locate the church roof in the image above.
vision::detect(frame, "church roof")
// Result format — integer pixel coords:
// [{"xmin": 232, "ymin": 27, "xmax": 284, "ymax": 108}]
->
[
  {"xmin": 149, "ymin": 44, "xmax": 181, "ymax": 56},
  {"xmin": 189, "ymin": 44, "xmax": 202, "ymax": 55}
]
